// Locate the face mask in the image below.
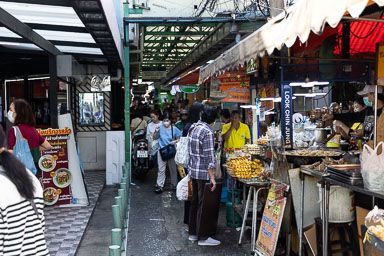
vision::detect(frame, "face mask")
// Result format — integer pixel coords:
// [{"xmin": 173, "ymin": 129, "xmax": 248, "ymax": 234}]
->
[
  {"xmin": 7, "ymin": 110, "xmax": 14, "ymax": 123},
  {"xmin": 363, "ymin": 97, "xmax": 372, "ymax": 107},
  {"xmin": 163, "ymin": 121, "xmax": 170, "ymax": 127}
]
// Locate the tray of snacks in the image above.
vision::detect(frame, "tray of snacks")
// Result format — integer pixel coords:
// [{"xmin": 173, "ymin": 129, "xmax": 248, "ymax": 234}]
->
[
  {"xmin": 284, "ymin": 149, "xmax": 343, "ymax": 166},
  {"xmin": 226, "ymin": 156, "xmax": 264, "ymax": 179}
]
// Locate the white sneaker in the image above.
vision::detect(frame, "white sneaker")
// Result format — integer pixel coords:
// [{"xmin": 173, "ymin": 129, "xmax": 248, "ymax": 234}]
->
[
  {"xmin": 188, "ymin": 235, "xmax": 198, "ymax": 241},
  {"xmin": 198, "ymin": 237, "xmax": 221, "ymax": 246}
]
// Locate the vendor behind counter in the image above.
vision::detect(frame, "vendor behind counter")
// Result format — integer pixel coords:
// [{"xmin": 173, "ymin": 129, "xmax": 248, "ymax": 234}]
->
[{"xmin": 323, "ymin": 85, "xmax": 384, "ymax": 142}]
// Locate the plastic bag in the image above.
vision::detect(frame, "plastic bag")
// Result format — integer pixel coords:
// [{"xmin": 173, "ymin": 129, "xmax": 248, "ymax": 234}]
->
[
  {"xmin": 365, "ymin": 206, "xmax": 384, "ymax": 241},
  {"xmin": 361, "ymin": 142, "xmax": 384, "ymax": 191},
  {"xmin": 176, "ymin": 174, "xmax": 191, "ymax": 201},
  {"xmin": 175, "ymin": 137, "xmax": 190, "ymax": 168}
]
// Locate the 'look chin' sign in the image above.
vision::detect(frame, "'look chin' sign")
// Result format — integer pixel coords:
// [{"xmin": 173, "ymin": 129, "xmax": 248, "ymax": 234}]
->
[{"xmin": 281, "ymin": 85, "xmax": 293, "ymax": 149}]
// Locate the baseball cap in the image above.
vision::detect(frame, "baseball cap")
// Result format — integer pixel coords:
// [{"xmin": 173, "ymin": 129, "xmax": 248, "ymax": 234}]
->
[{"xmin": 357, "ymin": 85, "xmax": 383, "ymax": 95}]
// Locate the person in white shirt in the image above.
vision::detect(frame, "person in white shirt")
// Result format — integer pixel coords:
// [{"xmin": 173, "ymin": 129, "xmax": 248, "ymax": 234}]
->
[{"xmin": 146, "ymin": 109, "xmax": 162, "ymax": 168}]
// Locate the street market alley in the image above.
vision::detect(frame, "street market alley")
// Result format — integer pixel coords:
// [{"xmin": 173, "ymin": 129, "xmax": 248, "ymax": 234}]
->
[{"xmin": 126, "ymin": 171, "xmax": 250, "ymax": 256}]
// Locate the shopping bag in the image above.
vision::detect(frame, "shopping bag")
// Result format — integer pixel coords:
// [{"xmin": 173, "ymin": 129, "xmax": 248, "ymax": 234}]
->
[
  {"xmin": 176, "ymin": 174, "xmax": 191, "ymax": 201},
  {"xmin": 175, "ymin": 136, "xmax": 190, "ymax": 168},
  {"xmin": 361, "ymin": 142, "xmax": 384, "ymax": 191},
  {"xmin": 13, "ymin": 126, "xmax": 37, "ymax": 175}
]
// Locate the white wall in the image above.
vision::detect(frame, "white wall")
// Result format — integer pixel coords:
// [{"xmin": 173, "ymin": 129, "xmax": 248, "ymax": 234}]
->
[{"xmin": 77, "ymin": 131, "xmax": 106, "ymax": 171}]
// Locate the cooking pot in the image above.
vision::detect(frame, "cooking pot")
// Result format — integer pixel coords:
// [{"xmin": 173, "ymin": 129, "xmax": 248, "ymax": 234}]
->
[{"xmin": 314, "ymin": 128, "xmax": 331, "ymax": 143}]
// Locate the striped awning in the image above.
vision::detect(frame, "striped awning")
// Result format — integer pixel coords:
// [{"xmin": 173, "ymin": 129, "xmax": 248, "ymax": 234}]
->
[{"xmin": 199, "ymin": 0, "xmax": 384, "ymax": 84}]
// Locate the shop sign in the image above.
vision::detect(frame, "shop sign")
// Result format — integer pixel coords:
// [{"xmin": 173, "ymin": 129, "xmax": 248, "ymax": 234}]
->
[
  {"xmin": 281, "ymin": 85, "xmax": 293, "ymax": 148},
  {"xmin": 142, "ymin": 71, "xmax": 167, "ymax": 80},
  {"xmin": 247, "ymin": 58, "xmax": 259, "ymax": 74},
  {"xmin": 256, "ymin": 180, "xmax": 290, "ymax": 256},
  {"xmin": 91, "ymin": 75, "xmax": 111, "ymax": 92},
  {"xmin": 377, "ymin": 42, "xmax": 384, "ymax": 85},
  {"xmin": 38, "ymin": 128, "xmax": 73, "ymax": 206},
  {"xmin": 180, "ymin": 84, "xmax": 199, "ymax": 94},
  {"xmin": 217, "ymin": 72, "xmax": 250, "ymax": 103}
]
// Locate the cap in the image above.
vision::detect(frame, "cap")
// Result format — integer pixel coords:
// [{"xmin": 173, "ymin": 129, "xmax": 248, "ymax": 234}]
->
[
  {"xmin": 179, "ymin": 109, "xmax": 188, "ymax": 115},
  {"xmin": 357, "ymin": 85, "xmax": 383, "ymax": 95}
]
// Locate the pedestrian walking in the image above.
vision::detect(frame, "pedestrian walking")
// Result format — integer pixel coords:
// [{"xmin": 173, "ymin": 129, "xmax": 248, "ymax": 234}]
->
[
  {"xmin": 146, "ymin": 109, "xmax": 162, "ymax": 169},
  {"xmin": 153, "ymin": 113, "xmax": 181, "ymax": 193},
  {"xmin": 7, "ymin": 99, "xmax": 51, "ymax": 178},
  {"xmin": 0, "ymin": 125, "xmax": 50, "ymax": 256},
  {"xmin": 188, "ymin": 106, "xmax": 221, "ymax": 246}
]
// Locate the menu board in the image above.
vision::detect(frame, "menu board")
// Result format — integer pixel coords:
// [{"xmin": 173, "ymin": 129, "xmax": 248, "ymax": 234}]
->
[
  {"xmin": 217, "ymin": 72, "xmax": 250, "ymax": 103},
  {"xmin": 256, "ymin": 180, "xmax": 290, "ymax": 256},
  {"xmin": 37, "ymin": 128, "xmax": 73, "ymax": 206}
]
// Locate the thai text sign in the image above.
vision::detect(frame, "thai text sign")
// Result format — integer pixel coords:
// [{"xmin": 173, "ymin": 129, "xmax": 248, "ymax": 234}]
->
[
  {"xmin": 256, "ymin": 180, "xmax": 290, "ymax": 256},
  {"xmin": 218, "ymin": 72, "xmax": 250, "ymax": 103},
  {"xmin": 38, "ymin": 128, "xmax": 73, "ymax": 206}
]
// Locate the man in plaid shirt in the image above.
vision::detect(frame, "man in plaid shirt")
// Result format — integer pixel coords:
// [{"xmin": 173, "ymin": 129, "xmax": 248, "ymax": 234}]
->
[{"xmin": 187, "ymin": 106, "xmax": 221, "ymax": 246}]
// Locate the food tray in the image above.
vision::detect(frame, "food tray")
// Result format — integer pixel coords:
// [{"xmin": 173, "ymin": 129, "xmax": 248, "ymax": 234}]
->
[
  {"xmin": 327, "ymin": 171, "xmax": 364, "ymax": 186},
  {"xmin": 327, "ymin": 165, "xmax": 361, "ymax": 178}
]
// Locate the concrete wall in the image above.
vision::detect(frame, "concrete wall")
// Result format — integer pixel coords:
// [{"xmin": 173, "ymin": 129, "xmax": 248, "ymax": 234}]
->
[{"xmin": 77, "ymin": 131, "xmax": 106, "ymax": 171}]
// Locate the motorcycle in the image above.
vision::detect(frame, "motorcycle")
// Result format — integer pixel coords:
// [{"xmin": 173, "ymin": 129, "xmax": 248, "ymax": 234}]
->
[{"xmin": 132, "ymin": 129, "xmax": 150, "ymax": 178}]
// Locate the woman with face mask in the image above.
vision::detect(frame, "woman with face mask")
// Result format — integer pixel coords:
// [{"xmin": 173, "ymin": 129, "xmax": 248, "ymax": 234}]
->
[
  {"xmin": 7, "ymin": 99, "xmax": 52, "ymax": 177},
  {"xmin": 153, "ymin": 113, "xmax": 182, "ymax": 193}
]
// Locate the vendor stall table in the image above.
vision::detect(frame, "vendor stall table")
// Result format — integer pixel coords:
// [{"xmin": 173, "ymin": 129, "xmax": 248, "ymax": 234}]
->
[
  {"xmin": 299, "ymin": 167, "xmax": 324, "ymax": 256},
  {"xmin": 227, "ymin": 172, "xmax": 270, "ymax": 254},
  {"xmin": 322, "ymin": 176, "xmax": 384, "ymax": 256}
]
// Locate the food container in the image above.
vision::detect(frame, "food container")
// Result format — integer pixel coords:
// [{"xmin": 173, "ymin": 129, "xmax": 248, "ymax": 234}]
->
[{"xmin": 314, "ymin": 128, "xmax": 330, "ymax": 143}]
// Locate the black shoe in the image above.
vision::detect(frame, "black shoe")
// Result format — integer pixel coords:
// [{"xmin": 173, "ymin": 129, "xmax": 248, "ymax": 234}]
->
[{"xmin": 154, "ymin": 188, "xmax": 163, "ymax": 194}]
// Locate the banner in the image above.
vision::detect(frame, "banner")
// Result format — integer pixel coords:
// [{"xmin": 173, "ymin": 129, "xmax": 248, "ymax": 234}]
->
[
  {"xmin": 281, "ymin": 84, "xmax": 293, "ymax": 148},
  {"xmin": 256, "ymin": 180, "xmax": 290, "ymax": 256},
  {"xmin": 38, "ymin": 128, "xmax": 73, "ymax": 206},
  {"xmin": 217, "ymin": 72, "xmax": 250, "ymax": 103}
]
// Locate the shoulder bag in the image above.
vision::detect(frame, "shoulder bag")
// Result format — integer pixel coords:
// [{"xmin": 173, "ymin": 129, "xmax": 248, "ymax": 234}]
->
[
  {"xmin": 175, "ymin": 124, "xmax": 200, "ymax": 168},
  {"xmin": 13, "ymin": 126, "xmax": 38, "ymax": 175},
  {"xmin": 159, "ymin": 125, "xmax": 177, "ymax": 161}
]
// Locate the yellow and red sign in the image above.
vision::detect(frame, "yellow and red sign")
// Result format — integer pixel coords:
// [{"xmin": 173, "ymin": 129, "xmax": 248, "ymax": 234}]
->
[{"xmin": 217, "ymin": 71, "xmax": 250, "ymax": 103}]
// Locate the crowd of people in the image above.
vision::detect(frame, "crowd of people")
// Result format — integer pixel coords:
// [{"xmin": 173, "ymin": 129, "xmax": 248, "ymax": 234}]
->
[{"xmin": 130, "ymin": 99, "xmax": 251, "ymax": 246}]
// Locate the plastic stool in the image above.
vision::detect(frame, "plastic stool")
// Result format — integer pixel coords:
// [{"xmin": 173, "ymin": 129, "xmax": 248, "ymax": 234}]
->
[{"xmin": 315, "ymin": 217, "xmax": 359, "ymax": 256}]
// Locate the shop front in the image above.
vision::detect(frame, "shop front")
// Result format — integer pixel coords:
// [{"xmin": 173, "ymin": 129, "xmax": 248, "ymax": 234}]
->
[{"xmin": 197, "ymin": 0, "xmax": 384, "ymax": 255}]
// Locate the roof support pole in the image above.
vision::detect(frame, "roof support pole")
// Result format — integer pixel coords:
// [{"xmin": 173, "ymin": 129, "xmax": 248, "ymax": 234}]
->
[
  {"xmin": 49, "ymin": 55, "xmax": 58, "ymax": 128},
  {"xmin": 124, "ymin": 4, "xmax": 131, "ymax": 176}
]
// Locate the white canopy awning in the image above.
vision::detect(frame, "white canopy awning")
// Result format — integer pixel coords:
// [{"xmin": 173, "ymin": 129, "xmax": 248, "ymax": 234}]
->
[{"xmin": 199, "ymin": 0, "xmax": 384, "ymax": 84}]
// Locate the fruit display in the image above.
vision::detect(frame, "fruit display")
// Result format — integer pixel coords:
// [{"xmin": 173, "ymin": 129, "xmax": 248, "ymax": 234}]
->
[{"xmin": 227, "ymin": 157, "xmax": 264, "ymax": 179}]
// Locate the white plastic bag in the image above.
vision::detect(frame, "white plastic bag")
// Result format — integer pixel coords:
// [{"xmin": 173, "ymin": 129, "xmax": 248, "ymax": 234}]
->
[
  {"xmin": 361, "ymin": 142, "xmax": 384, "ymax": 192},
  {"xmin": 176, "ymin": 174, "xmax": 190, "ymax": 201},
  {"xmin": 175, "ymin": 136, "xmax": 190, "ymax": 168}
]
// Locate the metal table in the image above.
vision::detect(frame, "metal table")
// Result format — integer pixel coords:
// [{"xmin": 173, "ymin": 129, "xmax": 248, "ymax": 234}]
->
[
  {"xmin": 298, "ymin": 167, "xmax": 324, "ymax": 256},
  {"xmin": 236, "ymin": 179, "xmax": 270, "ymax": 253},
  {"xmin": 322, "ymin": 176, "xmax": 384, "ymax": 256}
]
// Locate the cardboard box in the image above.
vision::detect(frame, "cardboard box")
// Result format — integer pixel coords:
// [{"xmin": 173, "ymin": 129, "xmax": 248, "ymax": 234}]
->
[{"xmin": 357, "ymin": 206, "xmax": 370, "ymax": 256}]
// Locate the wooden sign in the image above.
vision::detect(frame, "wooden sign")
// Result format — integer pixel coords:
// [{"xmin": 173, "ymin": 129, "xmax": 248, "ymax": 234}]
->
[{"xmin": 256, "ymin": 180, "xmax": 290, "ymax": 256}]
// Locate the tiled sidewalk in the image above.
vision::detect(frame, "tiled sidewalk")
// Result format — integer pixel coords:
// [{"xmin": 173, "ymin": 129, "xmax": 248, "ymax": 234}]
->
[{"xmin": 44, "ymin": 170, "xmax": 105, "ymax": 256}]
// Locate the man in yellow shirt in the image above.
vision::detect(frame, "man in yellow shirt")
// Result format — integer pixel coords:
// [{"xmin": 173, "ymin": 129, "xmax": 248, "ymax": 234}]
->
[{"xmin": 221, "ymin": 110, "xmax": 251, "ymax": 151}]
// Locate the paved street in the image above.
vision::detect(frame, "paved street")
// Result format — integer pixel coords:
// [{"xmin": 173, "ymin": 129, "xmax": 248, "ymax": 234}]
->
[{"xmin": 126, "ymin": 170, "xmax": 251, "ymax": 256}]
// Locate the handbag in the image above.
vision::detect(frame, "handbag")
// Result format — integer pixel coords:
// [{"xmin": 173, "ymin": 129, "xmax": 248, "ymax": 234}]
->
[
  {"xmin": 13, "ymin": 126, "xmax": 38, "ymax": 175},
  {"xmin": 159, "ymin": 125, "xmax": 176, "ymax": 161}
]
